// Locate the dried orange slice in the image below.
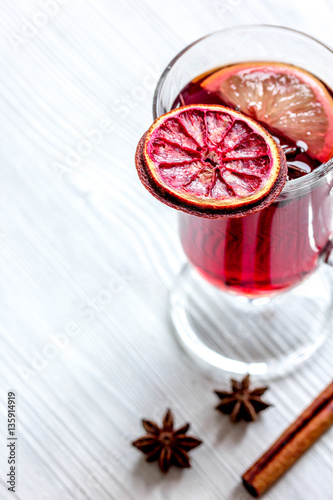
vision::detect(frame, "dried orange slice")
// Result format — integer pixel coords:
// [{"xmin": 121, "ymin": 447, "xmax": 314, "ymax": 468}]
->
[
  {"xmin": 201, "ymin": 62, "xmax": 333, "ymax": 163},
  {"xmin": 135, "ymin": 104, "xmax": 287, "ymax": 218}
]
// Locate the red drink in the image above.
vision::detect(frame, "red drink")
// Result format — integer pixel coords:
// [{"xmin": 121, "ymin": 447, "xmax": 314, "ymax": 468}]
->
[
  {"xmin": 179, "ymin": 188, "xmax": 332, "ymax": 296},
  {"xmin": 174, "ymin": 65, "xmax": 333, "ymax": 296}
]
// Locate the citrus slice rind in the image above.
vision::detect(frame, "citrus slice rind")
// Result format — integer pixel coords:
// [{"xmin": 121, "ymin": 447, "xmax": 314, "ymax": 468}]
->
[
  {"xmin": 135, "ymin": 104, "xmax": 287, "ymax": 219},
  {"xmin": 201, "ymin": 62, "xmax": 333, "ymax": 163}
]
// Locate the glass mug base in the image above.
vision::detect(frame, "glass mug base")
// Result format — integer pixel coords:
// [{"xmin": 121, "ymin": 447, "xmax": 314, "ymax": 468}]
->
[{"xmin": 170, "ymin": 263, "xmax": 333, "ymax": 379}]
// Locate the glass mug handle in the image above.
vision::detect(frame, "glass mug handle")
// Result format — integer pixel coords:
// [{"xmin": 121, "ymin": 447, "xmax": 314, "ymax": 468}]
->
[
  {"xmin": 324, "ymin": 177, "xmax": 333, "ymax": 266},
  {"xmin": 324, "ymin": 240, "xmax": 333, "ymax": 266}
]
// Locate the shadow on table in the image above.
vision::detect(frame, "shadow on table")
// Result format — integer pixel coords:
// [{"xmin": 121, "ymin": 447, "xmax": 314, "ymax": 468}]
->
[{"xmin": 131, "ymin": 456, "xmax": 187, "ymax": 487}]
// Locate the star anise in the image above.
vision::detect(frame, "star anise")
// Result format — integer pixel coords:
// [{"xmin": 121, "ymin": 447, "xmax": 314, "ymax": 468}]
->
[
  {"xmin": 214, "ymin": 374, "xmax": 271, "ymax": 422},
  {"xmin": 132, "ymin": 409, "xmax": 202, "ymax": 473}
]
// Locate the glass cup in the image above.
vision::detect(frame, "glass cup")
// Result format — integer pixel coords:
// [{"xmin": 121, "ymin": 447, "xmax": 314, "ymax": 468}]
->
[{"xmin": 153, "ymin": 25, "xmax": 333, "ymax": 378}]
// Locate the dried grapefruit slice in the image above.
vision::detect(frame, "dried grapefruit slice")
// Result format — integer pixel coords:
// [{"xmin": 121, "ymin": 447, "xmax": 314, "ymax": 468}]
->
[
  {"xmin": 135, "ymin": 104, "xmax": 287, "ymax": 218},
  {"xmin": 201, "ymin": 62, "xmax": 333, "ymax": 163}
]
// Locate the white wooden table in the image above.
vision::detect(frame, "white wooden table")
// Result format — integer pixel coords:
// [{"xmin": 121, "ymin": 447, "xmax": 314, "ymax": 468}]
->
[{"xmin": 0, "ymin": 1, "xmax": 333, "ymax": 498}]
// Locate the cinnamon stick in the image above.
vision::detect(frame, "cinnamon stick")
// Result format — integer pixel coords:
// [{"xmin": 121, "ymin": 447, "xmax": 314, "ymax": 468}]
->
[{"xmin": 242, "ymin": 381, "xmax": 333, "ymax": 497}]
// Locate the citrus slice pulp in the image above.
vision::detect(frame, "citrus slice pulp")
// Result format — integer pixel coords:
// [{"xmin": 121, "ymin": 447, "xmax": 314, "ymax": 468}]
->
[
  {"xmin": 135, "ymin": 104, "xmax": 287, "ymax": 218},
  {"xmin": 201, "ymin": 62, "xmax": 333, "ymax": 163}
]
